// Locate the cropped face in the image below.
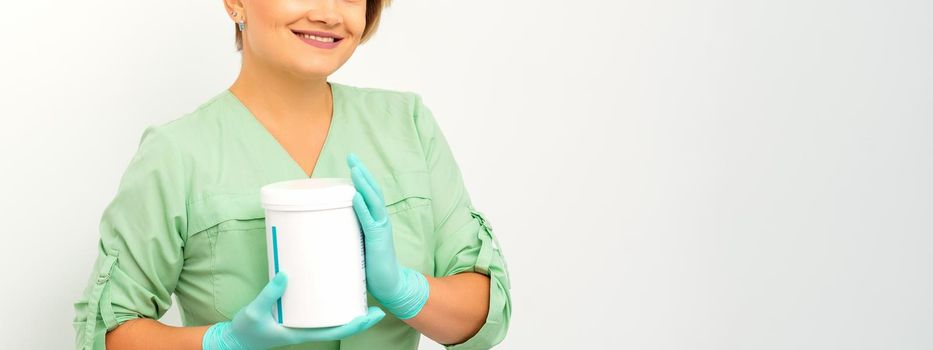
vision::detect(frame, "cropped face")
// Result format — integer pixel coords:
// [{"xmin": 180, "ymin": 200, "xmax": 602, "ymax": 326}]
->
[{"xmin": 231, "ymin": 0, "xmax": 368, "ymax": 78}]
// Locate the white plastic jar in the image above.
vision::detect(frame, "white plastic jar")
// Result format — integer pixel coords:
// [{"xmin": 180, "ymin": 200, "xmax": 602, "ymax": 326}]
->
[{"xmin": 260, "ymin": 178, "xmax": 368, "ymax": 328}]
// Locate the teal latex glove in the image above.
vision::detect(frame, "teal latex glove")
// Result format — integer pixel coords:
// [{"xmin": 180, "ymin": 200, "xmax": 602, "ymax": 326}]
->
[
  {"xmin": 347, "ymin": 153, "xmax": 430, "ymax": 320},
  {"xmin": 202, "ymin": 272, "xmax": 385, "ymax": 350}
]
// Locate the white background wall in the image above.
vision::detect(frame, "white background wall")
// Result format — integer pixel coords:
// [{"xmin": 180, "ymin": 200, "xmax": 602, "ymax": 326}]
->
[{"xmin": 1, "ymin": 0, "xmax": 931, "ymax": 349}]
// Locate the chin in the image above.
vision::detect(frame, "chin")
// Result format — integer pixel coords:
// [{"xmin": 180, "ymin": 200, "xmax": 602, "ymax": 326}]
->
[{"xmin": 289, "ymin": 61, "xmax": 340, "ymax": 79}]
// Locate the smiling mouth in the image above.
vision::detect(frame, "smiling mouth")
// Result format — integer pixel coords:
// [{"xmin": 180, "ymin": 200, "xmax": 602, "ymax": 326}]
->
[{"xmin": 292, "ymin": 31, "xmax": 343, "ymax": 43}]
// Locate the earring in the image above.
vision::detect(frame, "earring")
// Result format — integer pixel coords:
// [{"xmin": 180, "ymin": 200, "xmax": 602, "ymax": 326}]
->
[{"xmin": 232, "ymin": 10, "xmax": 246, "ymax": 31}]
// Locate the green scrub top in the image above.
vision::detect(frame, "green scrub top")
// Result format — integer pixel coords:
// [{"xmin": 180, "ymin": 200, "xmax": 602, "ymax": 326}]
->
[{"xmin": 72, "ymin": 82, "xmax": 512, "ymax": 350}]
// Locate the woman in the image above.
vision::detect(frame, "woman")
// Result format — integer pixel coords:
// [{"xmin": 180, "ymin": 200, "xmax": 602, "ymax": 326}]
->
[{"xmin": 72, "ymin": 1, "xmax": 512, "ymax": 349}]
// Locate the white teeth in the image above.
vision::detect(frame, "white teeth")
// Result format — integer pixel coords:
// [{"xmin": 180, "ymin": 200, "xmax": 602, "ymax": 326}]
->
[{"xmin": 297, "ymin": 33, "xmax": 335, "ymax": 43}]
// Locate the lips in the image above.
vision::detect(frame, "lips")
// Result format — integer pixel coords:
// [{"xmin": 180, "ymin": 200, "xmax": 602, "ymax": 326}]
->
[
  {"xmin": 293, "ymin": 30, "xmax": 343, "ymax": 49},
  {"xmin": 291, "ymin": 29, "xmax": 344, "ymax": 42}
]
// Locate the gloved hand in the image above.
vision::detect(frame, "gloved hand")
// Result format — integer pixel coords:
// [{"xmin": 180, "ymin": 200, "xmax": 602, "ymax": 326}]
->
[
  {"xmin": 202, "ymin": 272, "xmax": 385, "ymax": 350},
  {"xmin": 347, "ymin": 153, "xmax": 430, "ymax": 320}
]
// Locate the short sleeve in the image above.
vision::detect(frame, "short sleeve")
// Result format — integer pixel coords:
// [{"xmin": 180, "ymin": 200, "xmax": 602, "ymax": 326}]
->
[
  {"xmin": 72, "ymin": 125, "xmax": 188, "ymax": 350},
  {"xmin": 412, "ymin": 94, "xmax": 512, "ymax": 349}
]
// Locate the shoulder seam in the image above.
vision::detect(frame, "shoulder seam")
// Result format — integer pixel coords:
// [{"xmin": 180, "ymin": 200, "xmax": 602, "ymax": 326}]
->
[{"xmin": 142, "ymin": 125, "xmax": 192, "ymax": 243}]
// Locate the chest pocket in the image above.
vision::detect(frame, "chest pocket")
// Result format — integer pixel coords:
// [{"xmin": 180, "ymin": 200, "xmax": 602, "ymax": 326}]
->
[
  {"xmin": 192, "ymin": 171, "xmax": 435, "ymax": 320},
  {"xmin": 378, "ymin": 170, "xmax": 434, "ymax": 275},
  {"xmin": 187, "ymin": 191, "xmax": 267, "ymax": 320}
]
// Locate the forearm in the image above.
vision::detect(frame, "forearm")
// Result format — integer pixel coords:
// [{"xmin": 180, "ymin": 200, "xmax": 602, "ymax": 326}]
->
[
  {"xmin": 105, "ymin": 318, "xmax": 209, "ymax": 350},
  {"xmin": 403, "ymin": 272, "xmax": 490, "ymax": 345}
]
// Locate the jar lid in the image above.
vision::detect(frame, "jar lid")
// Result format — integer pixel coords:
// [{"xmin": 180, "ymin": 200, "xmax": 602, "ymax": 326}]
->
[{"xmin": 260, "ymin": 178, "xmax": 357, "ymax": 211}]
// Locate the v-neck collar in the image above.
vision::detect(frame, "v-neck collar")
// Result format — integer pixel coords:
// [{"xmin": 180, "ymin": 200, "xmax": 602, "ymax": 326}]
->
[{"xmin": 223, "ymin": 82, "xmax": 343, "ymax": 179}]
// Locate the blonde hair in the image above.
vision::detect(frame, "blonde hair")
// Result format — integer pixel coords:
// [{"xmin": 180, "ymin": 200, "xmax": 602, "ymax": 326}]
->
[{"xmin": 235, "ymin": 0, "xmax": 392, "ymax": 51}]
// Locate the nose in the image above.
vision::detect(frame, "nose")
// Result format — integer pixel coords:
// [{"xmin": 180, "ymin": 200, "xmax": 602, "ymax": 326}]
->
[{"xmin": 305, "ymin": 0, "xmax": 341, "ymax": 26}]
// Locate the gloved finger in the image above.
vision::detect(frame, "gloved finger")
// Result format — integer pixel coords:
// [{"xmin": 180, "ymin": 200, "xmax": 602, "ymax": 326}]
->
[
  {"xmin": 346, "ymin": 155, "xmax": 373, "ymax": 195},
  {"xmin": 351, "ymin": 192, "xmax": 375, "ymax": 227},
  {"xmin": 351, "ymin": 166, "xmax": 387, "ymax": 222},
  {"xmin": 249, "ymin": 272, "xmax": 287, "ymax": 315},
  {"xmin": 290, "ymin": 306, "xmax": 386, "ymax": 342},
  {"xmin": 346, "ymin": 153, "xmax": 384, "ymax": 199}
]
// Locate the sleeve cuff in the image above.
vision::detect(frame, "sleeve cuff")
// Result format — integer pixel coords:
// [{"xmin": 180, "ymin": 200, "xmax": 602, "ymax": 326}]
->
[{"xmin": 443, "ymin": 207, "xmax": 512, "ymax": 349}]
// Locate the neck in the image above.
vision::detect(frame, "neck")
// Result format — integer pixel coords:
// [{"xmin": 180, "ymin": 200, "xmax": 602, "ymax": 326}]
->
[{"xmin": 229, "ymin": 51, "xmax": 333, "ymax": 130}]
